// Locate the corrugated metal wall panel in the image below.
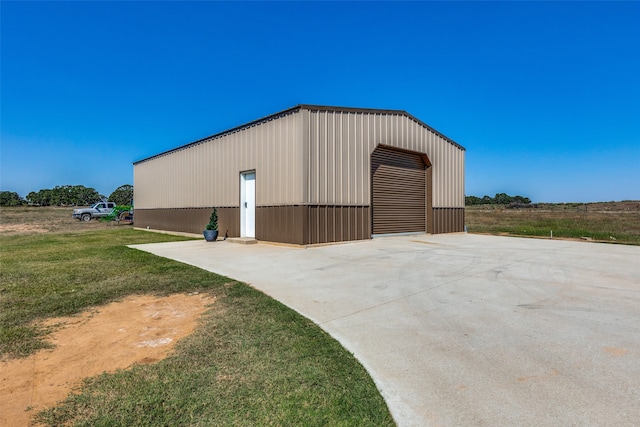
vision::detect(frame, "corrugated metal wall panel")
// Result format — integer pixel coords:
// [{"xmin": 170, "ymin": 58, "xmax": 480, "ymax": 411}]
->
[
  {"xmin": 433, "ymin": 207, "xmax": 465, "ymax": 233},
  {"xmin": 307, "ymin": 206, "xmax": 370, "ymax": 244},
  {"xmin": 134, "ymin": 111, "xmax": 303, "ymax": 209},
  {"xmin": 305, "ymin": 110, "xmax": 464, "ymax": 208},
  {"xmin": 134, "ymin": 207, "xmax": 239, "ymax": 236},
  {"xmin": 256, "ymin": 205, "xmax": 306, "ymax": 245}
]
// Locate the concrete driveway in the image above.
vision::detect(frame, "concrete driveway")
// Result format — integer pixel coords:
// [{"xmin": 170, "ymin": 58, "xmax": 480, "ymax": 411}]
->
[{"xmin": 131, "ymin": 234, "xmax": 640, "ymax": 426}]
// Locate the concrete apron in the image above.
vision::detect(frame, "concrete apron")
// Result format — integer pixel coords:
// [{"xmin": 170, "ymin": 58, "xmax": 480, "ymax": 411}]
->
[{"xmin": 130, "ymin": 234, "xmax": 640, "ymax": 426}]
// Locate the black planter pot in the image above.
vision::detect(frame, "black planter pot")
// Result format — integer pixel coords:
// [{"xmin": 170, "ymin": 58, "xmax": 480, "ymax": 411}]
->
[{"xmin": 203, "ymin": 230, "xmax": 218, "ymax": 242}]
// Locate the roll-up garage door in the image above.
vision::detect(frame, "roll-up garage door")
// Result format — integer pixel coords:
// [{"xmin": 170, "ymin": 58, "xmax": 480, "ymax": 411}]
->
[{"xmin": 371, "ymin": 146, "xmax": 426, "ymax": 235}]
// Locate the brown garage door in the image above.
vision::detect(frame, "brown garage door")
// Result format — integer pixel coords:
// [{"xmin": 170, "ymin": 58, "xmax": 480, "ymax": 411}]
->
[{"xmin": 371, "ymin": 146, "xmax": 426, "ymax": 235}]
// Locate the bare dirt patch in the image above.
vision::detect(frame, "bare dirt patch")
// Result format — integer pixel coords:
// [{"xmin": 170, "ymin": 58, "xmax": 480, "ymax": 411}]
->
[{"xmin": 0, "ymin": 293, "xmax": 213, "ymax": 427}]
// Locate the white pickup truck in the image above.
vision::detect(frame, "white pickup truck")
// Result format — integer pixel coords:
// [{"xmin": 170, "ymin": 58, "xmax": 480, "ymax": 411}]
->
[{"xmin": 72, "ymin": 202, "xmax": 116, "ymax": 221}]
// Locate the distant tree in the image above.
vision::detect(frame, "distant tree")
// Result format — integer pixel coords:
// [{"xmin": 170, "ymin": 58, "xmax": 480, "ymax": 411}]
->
[
  {"xmin": 26, "ymin": 189, "xmax": 52, "ymax": 206},
  {"xmin": 26, "ymin": 185, "xmax": 104, "ymax": 206},
  {"xmin": 466, "ymin": 193, "xmax": 532, "ymax": 206},
  {"xmin": 465, "ymin": 196, "xmax": 483, "ymax": 206},
  {"xmin": 64, "ymin": 185, "xmax": 104, "ymax": 205},
  {"xmin": 108, "ymin": 184, "xmax": 133, "ymax": 205},
  {"xmin": 0, "ymin": 191, "xmax": 26, "ymax": 206},
  {"xmin": 512, "ymin": 195, "xmax": 531, "ymax": 204},
  {"xmin": 494, "ymin": 193, "xmax": 512, "ymax": 205}
]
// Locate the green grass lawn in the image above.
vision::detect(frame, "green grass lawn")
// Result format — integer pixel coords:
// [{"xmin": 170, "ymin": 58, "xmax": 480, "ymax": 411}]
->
[{"xmin": 0, "ymin": 228, "xmax": 394, "ymax": 426}]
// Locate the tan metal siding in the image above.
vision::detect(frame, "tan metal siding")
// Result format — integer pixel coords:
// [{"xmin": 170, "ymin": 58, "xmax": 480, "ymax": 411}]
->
[
  {"xmin": 134, "ymin": 111, "xmax": 304, "ymax": 209},
  {"xmin": 305, "ymin": 110, "xmax": 464, "ymax": 208}
]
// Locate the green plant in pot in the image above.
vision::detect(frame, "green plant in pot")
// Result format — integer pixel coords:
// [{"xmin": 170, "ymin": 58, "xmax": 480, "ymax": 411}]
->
[{"xmin": 203, "ymin": 208, "xmax": 219, "ymax": 242}]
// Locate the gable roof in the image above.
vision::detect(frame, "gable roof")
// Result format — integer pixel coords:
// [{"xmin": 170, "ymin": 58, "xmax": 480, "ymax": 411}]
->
[{"xmin": 134, "ymin": 104, "xmax": 464, "ymax": 165}]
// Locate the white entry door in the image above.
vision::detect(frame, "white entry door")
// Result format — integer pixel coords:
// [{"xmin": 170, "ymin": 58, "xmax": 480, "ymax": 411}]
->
[{"xmin": 240, "ymin": 171, "xmax": 256, "ymax": 238}]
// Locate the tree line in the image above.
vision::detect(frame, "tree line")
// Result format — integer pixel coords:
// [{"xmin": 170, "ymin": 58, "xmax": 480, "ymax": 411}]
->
[
  {"xmin": 465, "ymin": 193, "xmax": 531, "ymax": 206},
  {"xmin": 3, "ymin": 186, "xmax": 529, "ymax": 208},
  {"xmin": 0, "ymin": 185, "xmax": 133, "ymax": 207}
]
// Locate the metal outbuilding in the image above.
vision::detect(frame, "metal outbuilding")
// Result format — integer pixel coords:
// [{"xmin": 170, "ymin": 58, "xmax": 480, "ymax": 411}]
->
[{"xmin": 133, "ymin": 105, "xmax": 465, "ymax": 245}]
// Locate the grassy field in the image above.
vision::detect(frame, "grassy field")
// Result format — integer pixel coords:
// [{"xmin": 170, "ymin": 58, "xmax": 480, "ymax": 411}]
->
[
  {"xmin": 465, "ymin": 201, "xmax": 640, "ymax": 245},
  {"xmin": 0, "ymin": 206, "xmax": 114, "ymax": 234},
  {"xmin": 0, "ymin": 207, "xmax": 394, "ymax": 426}
]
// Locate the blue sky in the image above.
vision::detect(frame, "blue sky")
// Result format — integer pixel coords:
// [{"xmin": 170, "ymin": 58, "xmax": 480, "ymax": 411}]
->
[{"xmin": 1, "ymin": 1, "xmax": 638, "ymax": 203}]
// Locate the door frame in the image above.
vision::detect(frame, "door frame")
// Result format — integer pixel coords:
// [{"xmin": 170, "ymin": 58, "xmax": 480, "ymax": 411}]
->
[
  {"xmin": 240, "ymin": 170, "xmax": 256, "ymax": 238},
  {"xmin": 370, "ymin": 144, "xmax": 433, "ymax": 237}
]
